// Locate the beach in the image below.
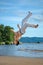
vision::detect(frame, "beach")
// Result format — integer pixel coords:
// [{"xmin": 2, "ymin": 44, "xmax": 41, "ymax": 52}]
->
[
  {"xmin": 0, "ymin": 43, "xmax": 43, "ymax": 65},
  {"xmin": 0, "ymin": 56, "xmax": 43, "ymax": 65}
]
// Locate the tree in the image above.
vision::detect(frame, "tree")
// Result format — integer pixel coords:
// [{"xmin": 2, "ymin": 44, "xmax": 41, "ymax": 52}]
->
[
  {"xmin": 0, "ymin": 24, "xmax": 4, "ymax": 33},
  {"xmin": 0, "ymin": 24, "xmax": 14, "ymax": 44},
  {"xmin": 0, "ymin": 24, "xmax": 4, "ymax": 42},
  {"xmin": 4, "ymin": 26, "xmax": 14, "ymax": 42}
]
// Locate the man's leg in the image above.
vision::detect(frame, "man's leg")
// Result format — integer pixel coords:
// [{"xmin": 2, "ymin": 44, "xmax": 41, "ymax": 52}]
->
[
  {"xmin": 25, "ymin": 23, "xmax": 38, "ymax": 28},
  {"xmin": 20, "ymin": 23, "xmax": 38, "ymax": 35},
  {"xmin": 17, "ymin": 11, "xmax": 32, "ymax": 32},
  {"xmin": 22, "ymin": 11, "xmax": 32, "ymax": 26}
]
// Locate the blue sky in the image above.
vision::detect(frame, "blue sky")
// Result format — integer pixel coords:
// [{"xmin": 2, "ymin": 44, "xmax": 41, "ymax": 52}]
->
[{"xmin": 0, "ymin": 0, "xmax": 43, "ymax": 37}]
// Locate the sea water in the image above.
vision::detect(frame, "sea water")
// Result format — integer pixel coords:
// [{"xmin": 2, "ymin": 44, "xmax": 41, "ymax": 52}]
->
[{"xmin": 0, "ymin": 43, "xmax": 43, "ymax": 58}]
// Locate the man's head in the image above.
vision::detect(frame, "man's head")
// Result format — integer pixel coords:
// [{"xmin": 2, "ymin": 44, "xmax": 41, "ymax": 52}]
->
[
  {"xmin": 16, "ymin": 41, "xmax": 20, "ymax": 45},
  {"xmin": 14, "ymin": 40, "xmax": 20, "ymax": 46}
]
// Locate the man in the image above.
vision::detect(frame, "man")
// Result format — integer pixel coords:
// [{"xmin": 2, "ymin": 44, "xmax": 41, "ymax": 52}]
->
[{"xmin": 11, "ymin": 11, "xmax": 38, "ymax": 45}]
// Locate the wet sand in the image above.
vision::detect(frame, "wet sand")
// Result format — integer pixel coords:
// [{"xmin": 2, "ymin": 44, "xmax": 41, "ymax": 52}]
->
[{"xmin": 0, "ymin": 56, "xmax": 43, "ymax": 65}]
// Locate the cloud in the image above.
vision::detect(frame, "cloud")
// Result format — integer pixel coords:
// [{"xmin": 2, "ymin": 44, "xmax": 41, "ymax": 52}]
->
[
  {"xmin": 0, "ymin": 0, "xmax": 43, "ymax": 8},
  {"xmin": 0, "ymin": 16, "xmax": 22, "ymax": 22},
  {"xmin": 0, "ymin": 7, "xmax": 28, "ymax": 18},
  {"xmin": 32, "ymin": 15, "xmax": 43, "ymax": 22},
  {"xmin": 33, "ymin": 17, "xmax": 43, "ymax": 22},
  {"xmin": 30, "ymin": 9, "xmax": 43, "ymax": 22},
  {"xmin": 0, "ymin": 1, "xmax": 14, "ymax": 6},
  {"xmin": 0, "ymin": 0, "xmax": 43, "ymax": 23},
  {"xmin": 0, "ymin": 0, "xmax": 43, "ymax": 14},
  {"xmin": 15, "ymin": 0, "xmax": 43, "ymax": 6}
]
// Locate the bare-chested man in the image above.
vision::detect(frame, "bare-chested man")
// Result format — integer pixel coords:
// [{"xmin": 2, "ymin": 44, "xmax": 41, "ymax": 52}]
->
[{"xmin": 11, "ymin": 11, "xmax": 38, "ymax": 45}]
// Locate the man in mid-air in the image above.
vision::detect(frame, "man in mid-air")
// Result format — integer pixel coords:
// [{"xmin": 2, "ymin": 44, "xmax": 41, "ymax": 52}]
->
[{"xmin": 11, "ymin": 11, "xmax": 38, "ymax": 45}]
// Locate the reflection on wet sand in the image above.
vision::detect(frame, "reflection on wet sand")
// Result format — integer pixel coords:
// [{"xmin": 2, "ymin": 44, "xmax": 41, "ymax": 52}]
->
[{"xmin": 18, "ymin": 48, "xmax": 43, "ymax": 52}]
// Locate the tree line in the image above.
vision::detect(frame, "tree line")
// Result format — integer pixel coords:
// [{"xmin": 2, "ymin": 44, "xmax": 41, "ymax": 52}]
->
[{"xmin": 0, "ymin": 24, "xmax": 14, "ymax": 45}]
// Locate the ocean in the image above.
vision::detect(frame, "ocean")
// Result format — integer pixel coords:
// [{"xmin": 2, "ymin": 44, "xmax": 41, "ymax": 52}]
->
[{"xmin": 0, "ymin": 43, "xmax": 43, "ymax": 58}]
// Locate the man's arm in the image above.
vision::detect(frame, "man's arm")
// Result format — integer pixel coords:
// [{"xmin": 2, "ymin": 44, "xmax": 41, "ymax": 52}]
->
[
  {"xmin": 10, "ymin": 29, "xmax": 15, "ymax": 33},
  {"xmin": 17, "ymin": 24, "xmax": 21, "ymax": 30}
]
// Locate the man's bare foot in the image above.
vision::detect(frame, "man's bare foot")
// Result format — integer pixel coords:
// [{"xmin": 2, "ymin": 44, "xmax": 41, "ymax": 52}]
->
[
  {"xmin": 35, "ymin": 24, "xmax": 38, "ymax": 28},
  {"xmin": 28, "ymin": 11, "xmax": 32, "ymax": 16}
]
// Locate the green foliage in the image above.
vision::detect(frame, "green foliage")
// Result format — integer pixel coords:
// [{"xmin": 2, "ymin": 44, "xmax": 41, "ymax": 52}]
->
[
  {"xmin": 0, "ymin": 42, "xmax": 5, "ymax": 45},
  {"xmin": 5, "ymin": 41, "xmax": 10, "ymax": 45},
  {"xmin": 0, "ymin": 24, "xmax": 4, "ymax": 42},
  {"xmin": 0, "ymin": 24, "xmax": 14, "ymax": 45},
  {"xmin": 0, "ymin": 42, "xmax": 2, "ymax": 45},
  {"xmin": 0, "ymin": 24, "xmax": 4, "ymax": 32}
]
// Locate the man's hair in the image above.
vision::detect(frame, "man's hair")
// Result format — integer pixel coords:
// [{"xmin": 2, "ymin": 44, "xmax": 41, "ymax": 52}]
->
[{"xmin": 16, "ymin": 41, "xmax": 20, "ymax": 46}]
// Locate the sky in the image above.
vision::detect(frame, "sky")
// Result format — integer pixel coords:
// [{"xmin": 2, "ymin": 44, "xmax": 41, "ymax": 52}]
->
[{"xmin": 0, "ymin": 0, "xmax": 43, "ymax": 37}]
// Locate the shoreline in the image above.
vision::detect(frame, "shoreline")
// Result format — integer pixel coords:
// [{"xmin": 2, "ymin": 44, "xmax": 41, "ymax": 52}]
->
[{"xmin": 0, "ymin": 56, "xmax": 43, "ymax": 65}]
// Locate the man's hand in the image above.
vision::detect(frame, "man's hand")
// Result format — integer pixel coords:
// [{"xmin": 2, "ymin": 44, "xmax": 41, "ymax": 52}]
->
[
  {"xmin": 35, "ymin": 24, "xmax": 39, "ymax": 28},
  {"xmin": 28, "ymin": 11, "xmax": 32, "ymax": 16}
]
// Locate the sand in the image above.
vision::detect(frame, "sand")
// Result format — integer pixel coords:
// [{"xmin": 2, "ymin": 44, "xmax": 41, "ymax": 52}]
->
[{"xmin": 0, "ymin": 56, "xmax": 43, "ymax": 65}]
